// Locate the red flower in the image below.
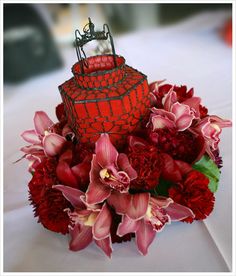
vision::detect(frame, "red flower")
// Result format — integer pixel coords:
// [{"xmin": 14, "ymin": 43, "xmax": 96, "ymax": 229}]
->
[
  {"xmin": 29, "ymin": 158, "xmax": 72, "ymax": 234},
  {"xmin": 149, "ymin": 128, "xmax": 205, "ymax": 164},
  {"xmin": 168, "ymin": 170, "xmax": 215, "ymax": 223},
  {"xmin": 127, "ymin": 136, "xmax": 163, "ymax": 190},
  {"xmin": 56, "ymin": 143, "xmax": 92, "ymax": 192}
]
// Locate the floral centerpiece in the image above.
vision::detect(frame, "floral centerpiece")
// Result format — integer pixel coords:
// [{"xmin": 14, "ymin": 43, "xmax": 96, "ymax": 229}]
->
[
  {"xmin": 20, "ymin": 19, "xmax": 231, "ymax": 258},
  {"xmin": 20, "ymin": 81, "xmax": 231, "ymax": 257}
]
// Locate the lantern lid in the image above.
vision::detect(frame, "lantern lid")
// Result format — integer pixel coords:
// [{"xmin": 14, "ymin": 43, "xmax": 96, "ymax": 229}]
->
[{"xmin": 59, "ymin": 63, "xmax": 147, "ymax": 103}]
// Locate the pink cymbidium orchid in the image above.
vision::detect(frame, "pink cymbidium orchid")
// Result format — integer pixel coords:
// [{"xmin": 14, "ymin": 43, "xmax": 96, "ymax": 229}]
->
[
  {"xmin": 191, "ymin": 115, "xmax": 232, "ymax": 159},
  {"xmin": 108, "ymin": 192, "xmax": 194, "ymax": 255},
  {"xmin": 21, "ymin": 111, "xmax": 72, "ymax": 171},
  {"xmin": 148, "ymin": 88, "xmax": 201, "ymax": 132},
  {"xmin": 53, "ymin": 185, "xmax": 113, "ymax": 258},
  {"xmin": 86, "ymin": 133, "xmax": 137, "ymax": 205}
]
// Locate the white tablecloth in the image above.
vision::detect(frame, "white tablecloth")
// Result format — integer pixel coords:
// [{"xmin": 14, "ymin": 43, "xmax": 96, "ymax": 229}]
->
[{"xmin": 3, "ymin": 10, "xmax": 233, "ymax": 272}]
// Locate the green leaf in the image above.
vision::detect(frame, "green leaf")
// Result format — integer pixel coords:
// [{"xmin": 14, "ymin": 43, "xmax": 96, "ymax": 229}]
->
[
  {"xmin": 151, "ymin": 178, "xmax": 173, "ymax": 197},
  {"xmin": 192, "ymin": 155, "xmax": 220, "ymax": 193}
]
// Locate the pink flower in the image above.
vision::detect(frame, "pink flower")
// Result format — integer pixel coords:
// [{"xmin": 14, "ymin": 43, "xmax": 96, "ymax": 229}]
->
[
  {"xmin": 85, "ymin": 133, "xmax": 137, "ymax": 205},
  {"xmin": 191, "ymin": 115, "xmax": 232, "ymax": 159},
  {"xmin": 148, "ymin": 88, "xmax": 201, "ymax": 132},
  {"xmin": 108, "ymin": 192, "xmax": 194, "ymax": 255},
  {"xmin": 53, "ymin": 185, "xmax": 113, "ymax": 258},
  {"xmin": 21, "ymin": 111, "xmax": 70, "ymax": 171}
]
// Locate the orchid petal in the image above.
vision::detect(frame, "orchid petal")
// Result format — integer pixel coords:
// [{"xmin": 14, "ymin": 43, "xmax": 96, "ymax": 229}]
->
[
  {"xmin": 95, "ymin": 236, "xmax": 113, "ymax": 258},
  {"xmin": 208, "ymin": 115, "xmax": 232, "ymax": 128},
  {"xmin": 53, "ymin": 185, "xmax": 85, "ymax": 209},
  {"xmin": 86, "ymin": 155, "xmax": 111, "ymax": 205},
  {"xmin": 176, "ymin": 114, "xmax": 195, "ymax": 131},
  {"xmin": 34, "ymin": 111, "xmax": 54, "ymax": 136},
  {"xmin": 117, "ymin": 215, "xmax": 140, "ymax": 237},
  {"xmin": 43, "ymin": 133, "xmax": 65, "ymax": 156},
  {"xmin": 150, "ymin": 108, "xmax": 176, "ymax": 121},
  {"xmin": 86, "ymin": 180, "xmax": 111, "ymax": 205},
  {"xmin": 95, "ymin": 133, "xmax": 118, "ymax": 167},
  {"xmin": 171, "ymin": 102, "xmax": 191, "ymax": 119},
  {"xmin": 25, "ymin": 155, "xmax": 41, "ymax": 172},
  {"xmin": 107, "ymin": 192, "xmax": 131, "ymax": 215},
  {"xmin": 117, "ymin": 153, "xmax": 137, "ymax": 180},
  {"xmin": 21, "ymin": 130, "xmax": 41, "ymax": 144},
  {"xmin": 56, "ymin": 161, "xmax": 78, "ymax": 188},
  {"xmin": 20, "ymin": 144, "xmax": 44, "ymax": 154},
  {"xmin": 183, "ymin": 97, "xmax": 201, "ymax": 118},
  {"xmin": 150, "ymin": 92, "xmax": 157, "ymax": 106},
  {"xmin": 152, "ymin": 196, "xmax": 173, "ymax": 208},
  {"xmin": 127, "ymin": 193, "xmax": 149, "ymax": 220},
  {"xmin": 163, "ymin": 89, "xmax": 177, "ymax": 111},
  {"xmin": 93, "ymin": 203, "xmax": 112, "ymax": 240},
  {"xmin": 165, "ymin": 202, "xmax": 195, "ymax": 221},
  {"xmin": 69, "ymin": 224, "xmax": 93, "ymax": 251},
  {"xmin": 151, "ymin": 114, "xmax": 176, "ymax": 130},
  {"xmin": 135, "ymin": 220, "xmax": 156, "ymax": 256}
]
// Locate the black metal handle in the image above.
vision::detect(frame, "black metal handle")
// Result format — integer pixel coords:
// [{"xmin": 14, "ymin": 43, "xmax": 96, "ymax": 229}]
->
[{"xmin": 74, "ymin": 18, "xmax": 117, "ymax": 74}]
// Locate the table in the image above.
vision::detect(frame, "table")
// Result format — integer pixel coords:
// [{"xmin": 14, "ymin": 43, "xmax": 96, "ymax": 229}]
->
[{"xmin": 3, "ymin": 10, "xmax": 233, "ymax": 272}]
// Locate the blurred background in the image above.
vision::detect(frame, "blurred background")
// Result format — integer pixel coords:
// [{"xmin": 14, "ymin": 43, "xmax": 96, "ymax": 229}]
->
[{"xmin": 4, "ymin": 3, "xmax": 232, "ymax": 83}]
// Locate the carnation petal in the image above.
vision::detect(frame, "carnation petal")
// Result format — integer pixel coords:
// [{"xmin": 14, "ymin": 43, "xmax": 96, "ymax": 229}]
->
[
  {"xmin": 95, "ymin": 133, "xmax": 118, "ymax": 167},
  {"xmin": 93, "ymin": 203, "xmax": 112, "ymax": 240},
  {"xmin": 127, "ymin": 193, "xmax": 149, "ymax": 220},
  {"xmin": 135, "ymin": 220, "xmax": 156, "ymax": 256},
  {"xmin": 21, "ymin": 129, "xmax": 41, "ymax": 144},
  {"xmin": 69, "ymin": 224, "xmax": 93, "ymax": 251},
  {"xmin": 165, "ymin": 202, "xmax": 195, "ymax": 221},
  {"xmin": 117, "ymin": 215, "xmax": 140, "ymax": 237},
  {"xmin": 43, "ymin": 133, "xmax": 65, "ymax": 156},
  {"xmin": 34, "ymin": 111, "xmax": 54, "ymax": 136},
  {"xmin": 117, "ymin": 153, "xmax": 137, "ymax": 180},
  {"xmin": 53, "ymin": 184, "xmax": 85, "ymax": 209},
  {"xmin": 95, "ymin": 236, "xmax": 113, "ymax": 258}
]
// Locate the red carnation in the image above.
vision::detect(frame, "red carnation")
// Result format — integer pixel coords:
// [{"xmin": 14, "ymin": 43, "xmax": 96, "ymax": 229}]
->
[
  {"xmin": 149, "ymin": 128, "xmax": 205, "ymax": 164},
  {"xmin": 127, "ymin": 136, "xmax": 163, "ymax": 190},
  {"xmin": 28, "ymin": 158, "xmax": 72, "ymax": 234},
  {"xmin": 168, "ymin": 170, "xmax": 215, "ymax": 223}
]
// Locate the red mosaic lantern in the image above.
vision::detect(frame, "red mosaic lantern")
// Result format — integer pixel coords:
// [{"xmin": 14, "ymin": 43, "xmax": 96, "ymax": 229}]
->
[{"xmin": 59, "ymin": 18, "xmax": 150, "ymax": 148}]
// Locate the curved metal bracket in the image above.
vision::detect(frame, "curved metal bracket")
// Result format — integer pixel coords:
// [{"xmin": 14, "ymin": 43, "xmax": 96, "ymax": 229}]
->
[{"xmin": 74, "ymin": 18, "xmax": 117, "ymax": 73}]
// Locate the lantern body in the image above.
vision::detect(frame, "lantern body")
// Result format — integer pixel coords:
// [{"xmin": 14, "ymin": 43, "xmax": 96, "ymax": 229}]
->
[{"xmin": 59, "ymin": 54, "xmax": 150, "ymax": 147}]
